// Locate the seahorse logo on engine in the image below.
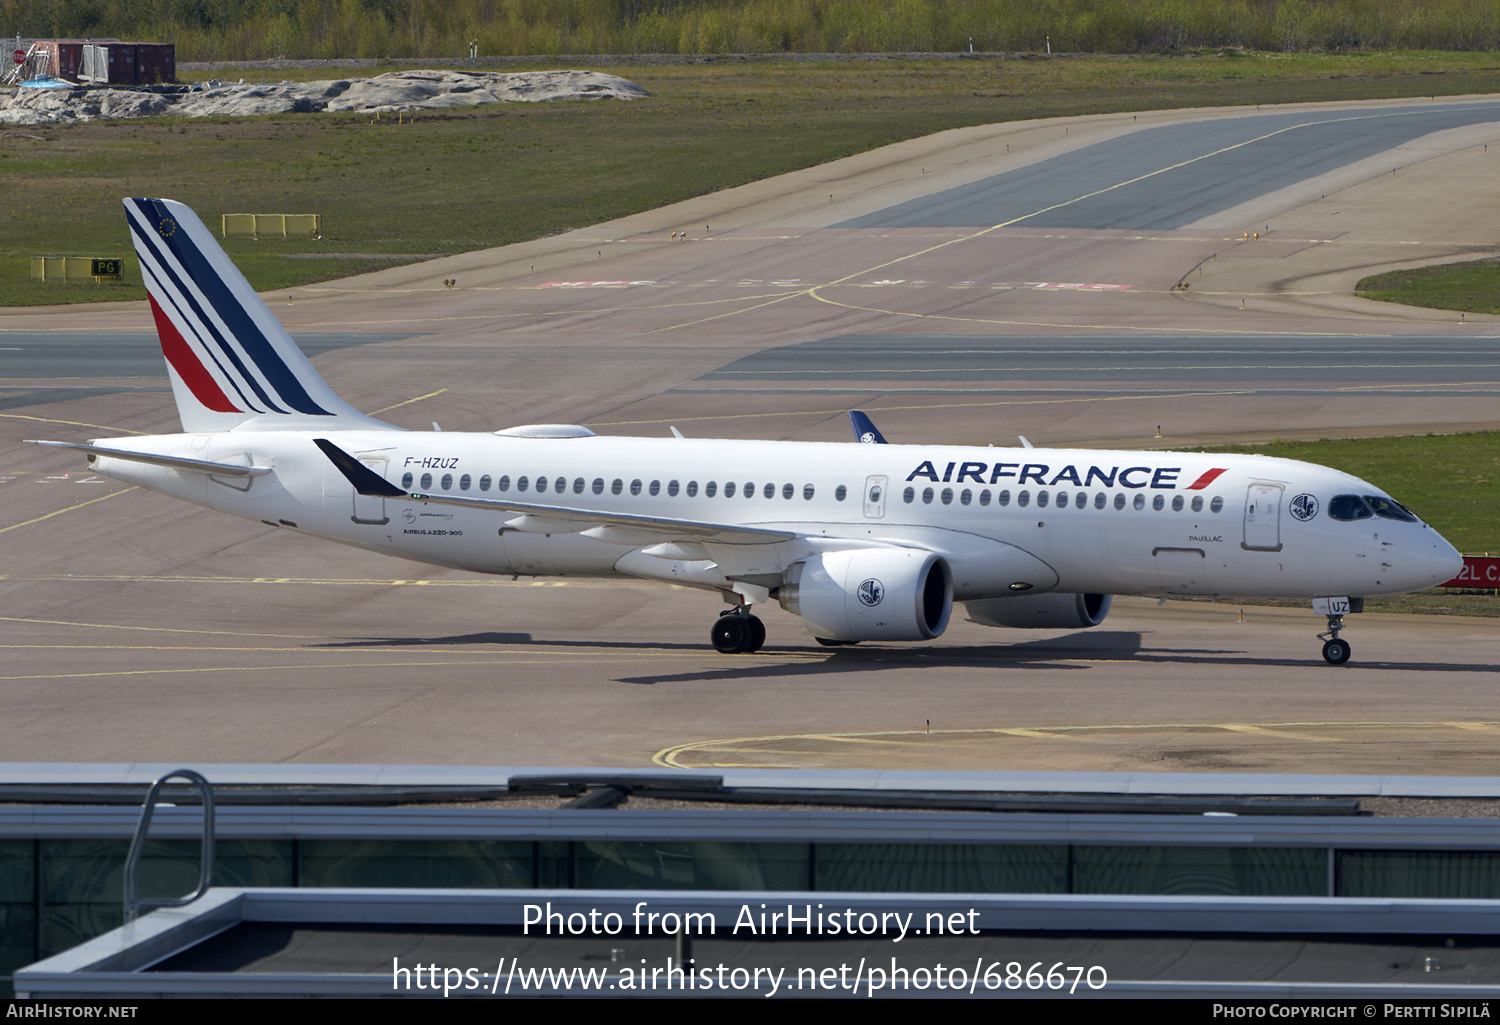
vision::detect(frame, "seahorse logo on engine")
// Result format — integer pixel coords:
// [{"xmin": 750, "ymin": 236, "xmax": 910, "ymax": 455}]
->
[{"xmin": 858, "ymin": 578, "xmax": 885, "ymax": 607}]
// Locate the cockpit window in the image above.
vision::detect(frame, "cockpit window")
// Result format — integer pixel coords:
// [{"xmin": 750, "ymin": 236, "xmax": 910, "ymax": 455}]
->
[
  {"xmin": 1328, "ymin": 495, "xmax": 1372, "ymax": 521},
  {"xmin": 1365, "ymin": 495, "xmax": 1419, "ymax": 522}
]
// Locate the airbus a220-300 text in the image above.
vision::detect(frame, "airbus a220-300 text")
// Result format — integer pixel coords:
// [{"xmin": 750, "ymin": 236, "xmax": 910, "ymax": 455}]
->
[{"xmin": 30, "ymin": 200, "xmax": 1463, "ymax": 664}]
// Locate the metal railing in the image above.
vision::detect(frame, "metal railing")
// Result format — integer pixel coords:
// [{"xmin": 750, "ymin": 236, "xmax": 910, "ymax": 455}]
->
[{"xmin": 123, "ymin": 769, "xmax": 215, "ymax": 923}]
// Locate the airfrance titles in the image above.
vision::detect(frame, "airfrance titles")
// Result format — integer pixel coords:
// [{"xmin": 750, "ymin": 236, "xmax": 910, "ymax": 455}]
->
[{"xmin": 905, "ymin": 461, "xmax": 1227, "ymax": 491}]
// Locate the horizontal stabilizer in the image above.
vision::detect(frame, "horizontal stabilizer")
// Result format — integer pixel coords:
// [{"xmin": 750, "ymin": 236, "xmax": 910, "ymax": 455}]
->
[{"xmin": 27, "ymin": 440, "xmax": 273, "ymax": 477}]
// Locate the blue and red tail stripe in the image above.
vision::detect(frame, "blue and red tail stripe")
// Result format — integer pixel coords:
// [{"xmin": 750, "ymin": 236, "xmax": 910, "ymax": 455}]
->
[{"xmin": 126, "ymin": 198, "xmax": 334, "ymax": 418}]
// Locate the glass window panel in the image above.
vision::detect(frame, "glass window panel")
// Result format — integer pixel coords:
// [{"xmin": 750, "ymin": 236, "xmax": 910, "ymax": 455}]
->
[{"xmin": 573, "ymin": 842, "xmax": 810, "ymax": 892}]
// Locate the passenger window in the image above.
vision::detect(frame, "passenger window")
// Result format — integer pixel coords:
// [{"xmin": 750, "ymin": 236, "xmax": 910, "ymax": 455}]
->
[
  {"xmin": 835, "ymin": 485, "xmax": 847, "ymax": 502},
  {"xmin": 941, "ymin": 488, "xmax": 953, "ymax": 505},
  {"xmin": 1056, "ymin": 490, "xmax": 1068, "ymax": 508},
  {"xmin": 1133, "ymin": 494, "xmax": 1145, "ymax": 510},
  {"xmin": 401, "ymin": 472, "xmax": 414, "ymax": 489},
  {"xmin": 611, "ymin": 479, "xmax": 623, "ymax": 495},
  {"xmin": 922, "ymin": 487, "xmax": 934, "ymax": 505},
  {"xmin": 630, "ymin": 479, "xmax": 643, "ymax": 496},
  {"xmin": 960, "ymin": 489, "xmax": 972, "ymax": 506},
  {"xmin": 763, "ymin": 483, "xmax": 775, "ymax": 499},
  {"xmin": 687, "ymin": 481, "xmax": 699, "ymax": 497},
  {"xmin": 1017, "ymin": 490, "xmax": 1030, "ymax": 508},
  {"xmin": 997, "ymin": 489, "xmax": 1011, "ymax": 507},
  {"xmin": 1152, "ymin": 495, "xmax": 1165, "ymax": 511},
  {"xmin": 1329, "ymin": 495, "xmax": 1372, "ymax": 521},
  {"xmin": 592, "ymin": 478, "xmax": 605, "ymax": 495},
  {"xmin": 1210, "ymin": 496, "xmax": 1223, "ymax": 513},
  {"xmin": 1036, "ymin": 491, "xmax": 1049, "ymax": 509},
  {"xmin": 979, "ymin": 490, "xmax": 991, "ymax": 507},
  {"xmin": 479, "ymin": 474, "xmax": 491, "ymax": 492},
  {"xmin": 668, "ymin": 480, "xmax": 679, "ymax": 497},
  {"xmin": 744, "ymin": 482, "xmax": 755, "ymax": 499},
  {"xmin": 459, "ymin": 474, "xmax": 471, "ymax": 491},
  {"xmin": 497, "ymin": 475, "xmax": 511, "ymax": 492},
  {"xmin": 554, "ymin": 476, "xmax": 566, "ymax": 493},
  {"xmin": 1190, "ymin": 495, "xmax": 1202, "ymax": 513},
  {"xmin": 535, "ymin": 476, "xmax": 547, "ymax": 494},
  {"xmin": 1172, "ymin": 495, "xmax": 1183, "ymax": 512},
  {"xmin": 705, "ymin": 481, "xmax": 717, "ymax": 497},
  {"xmin": 782, "ymin": 483, "xmax": 793, "ymax": 499},
  {"xmin": 904, "ymin": 486, "xmax": 915, "ymax": 504},
  {"xmin": 803, "ymin": 484, "xmax": 814, "ymax": 500},
  {"xmin": 420, "ymin": 473, "xmax": 433, "ymax": 490},
  {"xmin": 517, "ymin": 476, "xmax": 529, "ymax": 492},
  {"xmin": 573, "ymin": 478, "xmax": 584, "ymax": 494},
  {"xmin": 1094, "ymin": 493, "xmax": 1106, "ymax": 510},
  {"xmin": 649, "ymin": 480, "xmax": 660, "ymax": 496},
  {"xmin": 724, "ymin": 482, "xmax": 736, "ymax": 498}
]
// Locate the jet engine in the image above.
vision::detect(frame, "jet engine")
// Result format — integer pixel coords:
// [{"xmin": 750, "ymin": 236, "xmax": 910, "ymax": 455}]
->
[
  {"xmin": 780, "ymin": 549, "xmax": 952, "ymax": 642},
  {"xmin": 964, "ymin": 592, "xmax": 1112, "ymax": 629}
]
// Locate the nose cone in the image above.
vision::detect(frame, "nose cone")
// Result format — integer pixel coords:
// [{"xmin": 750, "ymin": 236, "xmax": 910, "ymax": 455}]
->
[
  {"xmin": 1431, "ymin": 533, "xmax": 1465, "ymax": 586},
  {"xmin": 1402, "ymin": 530, "xmax": 1464, "ymax": 590},
  {"xmin": 1378, "ymin": 526, "xmax": 1464, "ymax": 594}
]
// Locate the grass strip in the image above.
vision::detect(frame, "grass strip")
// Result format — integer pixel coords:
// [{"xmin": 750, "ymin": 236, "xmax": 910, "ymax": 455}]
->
[{"xmin": 1357, "ymin": 258, "xmax": 1500, "ymax": 315}]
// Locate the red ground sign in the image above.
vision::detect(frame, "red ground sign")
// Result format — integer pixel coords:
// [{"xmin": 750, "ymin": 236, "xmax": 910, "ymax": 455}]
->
[{"xmin": 1442, "ymin": 556, "xmax": 1500, "ymax": 588}]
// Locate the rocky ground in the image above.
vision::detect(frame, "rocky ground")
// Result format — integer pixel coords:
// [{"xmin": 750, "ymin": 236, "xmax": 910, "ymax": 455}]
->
[{"xmin": 0, "ymin": 68, "xmax": 648, "ymax": 124}]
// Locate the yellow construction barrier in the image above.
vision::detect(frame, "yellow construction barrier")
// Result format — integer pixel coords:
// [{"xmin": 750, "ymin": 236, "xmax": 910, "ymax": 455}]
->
[
  {"xmin": 30, "ymin": 257, "xmax": 123, "ymax": 283},
  {"xmin": 221, "ymin": 213, "xmax": 322, "ymax": 238}
]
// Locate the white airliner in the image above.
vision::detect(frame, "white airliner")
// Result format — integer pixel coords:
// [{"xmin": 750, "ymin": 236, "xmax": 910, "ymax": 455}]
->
[{"xmin": 30, "ymin": 199, "xmax": 1462, "ymax": 664}]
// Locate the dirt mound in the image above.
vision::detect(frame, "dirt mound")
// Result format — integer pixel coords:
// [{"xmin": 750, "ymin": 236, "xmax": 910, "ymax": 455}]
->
[{"xmin": 0, "ymin": 69, "xmax": 648, "ymax": 124}]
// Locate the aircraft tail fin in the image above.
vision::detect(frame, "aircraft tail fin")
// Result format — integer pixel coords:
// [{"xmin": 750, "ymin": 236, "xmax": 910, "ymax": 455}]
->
[
  {"xmin": 849, "ymin": 410, "xmax": 888, "ymax": 444},
  {"xmin": 124, "ymin": 197, "xmax": 391, "ymax": 433}
]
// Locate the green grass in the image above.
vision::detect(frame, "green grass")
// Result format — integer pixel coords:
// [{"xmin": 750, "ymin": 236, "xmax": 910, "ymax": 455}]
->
[
  {"xmin": 1357, "ymin": 258, "xmax": 1500, "ymax": 315},
  {"xmin": 1200, "ymin": 432, "xmax": 1500, "ymax": 555},
  {"xmin": 5, "ymin": 51, "xmax": 1500, "ymax": 305}
]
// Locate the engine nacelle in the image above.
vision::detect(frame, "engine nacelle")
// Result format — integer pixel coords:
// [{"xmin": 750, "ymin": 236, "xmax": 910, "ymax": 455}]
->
[
  {"xmin": 780, "ymin": 549, "xmax": 952, "ymax": 642},
  {"xmin": 964, "ymin": 592, "xmax": 1112, "ymax": 629}
]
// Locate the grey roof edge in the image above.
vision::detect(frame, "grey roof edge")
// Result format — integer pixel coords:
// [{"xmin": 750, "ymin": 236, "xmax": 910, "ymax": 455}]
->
[
  {"xmin": 3, "ymin": 763, "xmax": 1500, "ymax": 797},
  {"xmin": 7, "ymin": 804, "xmax": 1500, "ymax": 848}
]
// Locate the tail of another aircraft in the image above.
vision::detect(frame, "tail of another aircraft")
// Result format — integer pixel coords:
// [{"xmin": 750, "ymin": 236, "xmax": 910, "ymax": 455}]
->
[{"xmin": 124, "ymin": 197, "xmax": 390, "ymax": 433}]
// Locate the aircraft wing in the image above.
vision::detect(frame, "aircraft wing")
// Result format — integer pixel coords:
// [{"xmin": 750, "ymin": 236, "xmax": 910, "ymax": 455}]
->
[
  {"xmin": 316, "ymin": 438, "xmax": 797, "ymax": 545},
  {"xmin": 26, "ymin": 440, "xmax": 274, "ymax": 478}
]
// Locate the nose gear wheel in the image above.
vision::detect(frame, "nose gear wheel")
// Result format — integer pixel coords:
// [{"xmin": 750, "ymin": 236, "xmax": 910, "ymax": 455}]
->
[{"xmin": 1318, "ymin": 612, "xmax": 1351, "ymax": 665}]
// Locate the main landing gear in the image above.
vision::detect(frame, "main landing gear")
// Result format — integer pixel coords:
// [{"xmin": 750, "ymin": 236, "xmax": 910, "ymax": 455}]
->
[
  {"xmin": 1318, "ymin": 611, "xmax": 1351, "ymax": 665},
  {"xmin": 711, "ymin": 607, "xmax": 766, "ymax": 654}
]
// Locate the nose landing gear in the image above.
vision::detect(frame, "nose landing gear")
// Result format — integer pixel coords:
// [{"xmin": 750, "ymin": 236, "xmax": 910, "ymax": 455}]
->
[
  {"xmin": 1314, "ymin": 596, "xmax": 1360, "ymax": 665},
  {"xmin": 711, "ymin": 608, "xmax": 766, "ymax": 654}
]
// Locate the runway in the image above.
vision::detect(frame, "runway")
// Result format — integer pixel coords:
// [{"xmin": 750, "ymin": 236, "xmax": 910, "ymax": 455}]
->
[{"xmin": 2, "ymin": 96, "xmax": 1497, "ymax": 771}]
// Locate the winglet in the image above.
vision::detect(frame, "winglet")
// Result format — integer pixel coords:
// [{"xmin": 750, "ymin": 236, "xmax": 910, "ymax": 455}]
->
[
  {"xmin": 314, "ymin": 438, "xmax": 406, "ymax": 498},
  {"xmin": 849, "ymin": 410, "xmax": 888, "ymax": 444}
]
